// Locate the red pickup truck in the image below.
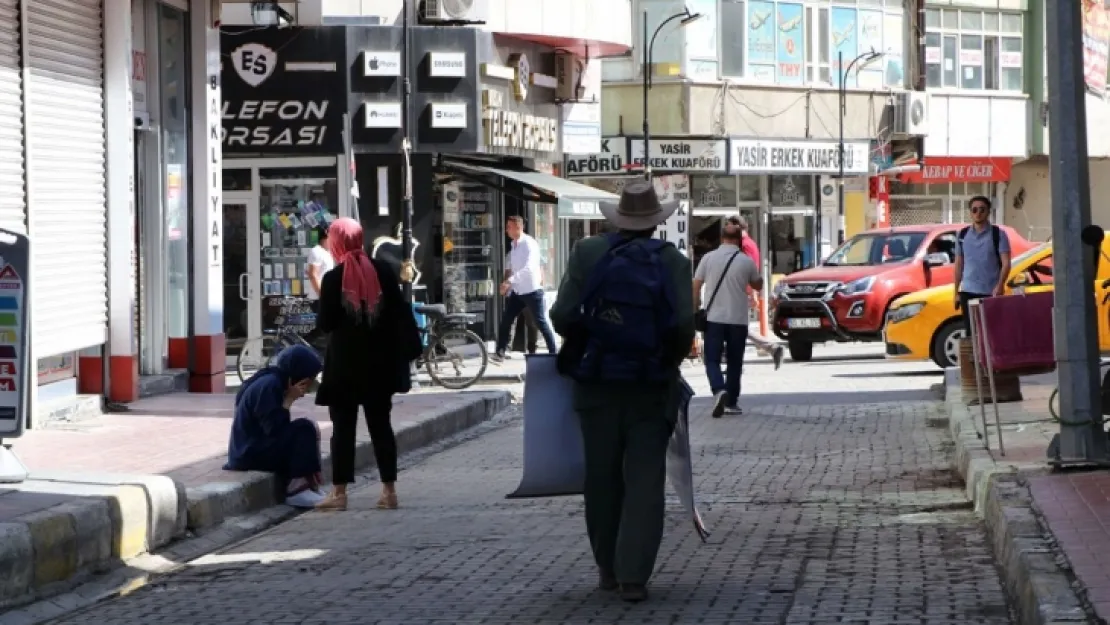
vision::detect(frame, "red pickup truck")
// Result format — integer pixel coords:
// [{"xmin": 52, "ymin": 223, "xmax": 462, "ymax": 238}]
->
[{"xmin": 769, "ymin": 223, "xmax": 1034, "ymax": 362}]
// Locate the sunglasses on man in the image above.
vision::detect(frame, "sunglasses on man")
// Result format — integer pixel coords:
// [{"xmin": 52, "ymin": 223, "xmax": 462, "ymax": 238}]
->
[{"xmin": 969, "ymin": 204, "xmax": 990, "ymax": 214}]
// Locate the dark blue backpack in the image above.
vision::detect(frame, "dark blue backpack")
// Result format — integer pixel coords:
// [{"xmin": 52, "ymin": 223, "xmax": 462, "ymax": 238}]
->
[{"xmin": 572, "ymin": 233, "xmax": 679, "ymax": 383}]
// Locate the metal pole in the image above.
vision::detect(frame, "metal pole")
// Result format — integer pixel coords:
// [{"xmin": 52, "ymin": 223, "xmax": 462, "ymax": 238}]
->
[
  {"xmin": 642, "ymin": 9, "xmax": 651, "ymax": 181},
  {"xmin": 1045, "ymin": 0, "xmax": 1107, "ymax": 465},
  {"xmin": 836, "ymin": 50, "xmax": 845, "ymax": 246},
  {"xmin": 400, "ymin": 0, "xmax": 415, "ymax": 303}
]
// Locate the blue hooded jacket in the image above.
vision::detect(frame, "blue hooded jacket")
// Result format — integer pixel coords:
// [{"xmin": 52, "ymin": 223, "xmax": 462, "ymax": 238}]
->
[{"xmin": 224, "ymin": 345, "xmax": 322, "ymax": 472}]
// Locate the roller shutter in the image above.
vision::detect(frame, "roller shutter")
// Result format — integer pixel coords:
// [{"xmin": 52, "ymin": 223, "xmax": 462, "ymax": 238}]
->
[
  {"xmin": 0, "ymin": 0, "xmax": 25, "ymax": 233},
  {"xmin": 25, "ymin": 0, "xmax": 107, "ymax": 358}
]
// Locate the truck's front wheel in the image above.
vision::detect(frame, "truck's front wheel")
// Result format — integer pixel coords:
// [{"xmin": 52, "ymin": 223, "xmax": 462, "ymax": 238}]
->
[{"xmin": 788, "ymin": 339, "xmax": 813, "ymax": 362}]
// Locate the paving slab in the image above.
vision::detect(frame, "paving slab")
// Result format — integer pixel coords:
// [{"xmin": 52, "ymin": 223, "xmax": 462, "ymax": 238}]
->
[
  {"xmin": 944, "ymin": 368, "xmax": 1096, "ymax": 625},
  {"xmin": 0, "ymin": 387, "xmax": 512, "ymax": 612}
]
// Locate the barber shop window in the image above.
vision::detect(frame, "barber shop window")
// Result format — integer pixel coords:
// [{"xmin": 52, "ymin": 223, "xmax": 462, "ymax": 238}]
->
[{"xmin": 924, "ymin": 8, "xmax": 1023, "ymax": 92}]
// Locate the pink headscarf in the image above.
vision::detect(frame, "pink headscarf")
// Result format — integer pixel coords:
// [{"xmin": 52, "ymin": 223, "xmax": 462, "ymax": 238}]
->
[{"xmin": 326, "ymin": 218, "xmax": 382, "ymax": 320}]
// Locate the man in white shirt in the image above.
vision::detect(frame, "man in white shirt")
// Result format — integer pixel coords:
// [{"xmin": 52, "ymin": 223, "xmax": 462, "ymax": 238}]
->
[
  {"xmin": 494, "ymin": 215, "xmax": 557, "ymax": 361},
  {"xmin": 306, "ymin": 227, "xmax": 335, "ymax": 312}
]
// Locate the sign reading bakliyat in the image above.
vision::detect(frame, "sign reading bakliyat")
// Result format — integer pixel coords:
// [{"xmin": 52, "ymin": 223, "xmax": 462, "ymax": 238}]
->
[
  {"xmin": 564, "ymin": 137, "xmax": 628, "ymax": 178},
  {"xmin": 629, "ymin": 138, "xmax": 727, "ymax": 173},
  {"xmin": 729, "ymin": 138, "xmax": 871, "ymax": 175}
]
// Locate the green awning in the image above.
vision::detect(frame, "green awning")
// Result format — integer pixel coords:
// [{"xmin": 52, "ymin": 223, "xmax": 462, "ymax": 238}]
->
[{"xmin": 447, "ymin": 163, "xmax": 618, "ymax": 218}]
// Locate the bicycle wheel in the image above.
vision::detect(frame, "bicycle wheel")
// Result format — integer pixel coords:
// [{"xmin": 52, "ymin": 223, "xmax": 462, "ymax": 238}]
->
[
  {"xmin": 425, "ymin": 328, "xmax": 488, "ymax": 389},
  {"xmin": 237, "ymin": 335, "xmax": 280, "ymax": 383}
]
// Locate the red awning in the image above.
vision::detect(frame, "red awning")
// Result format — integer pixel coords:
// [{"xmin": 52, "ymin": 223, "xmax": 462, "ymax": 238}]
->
[{"xmin": 896, "ymin": 157, "xmax": 1012, "ymax": 184}]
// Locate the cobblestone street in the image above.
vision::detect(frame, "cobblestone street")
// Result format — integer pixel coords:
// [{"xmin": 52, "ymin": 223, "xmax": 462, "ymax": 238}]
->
[{"xmin": 44, "ymin": 346, "xmax": 1016, "ymax": 624}]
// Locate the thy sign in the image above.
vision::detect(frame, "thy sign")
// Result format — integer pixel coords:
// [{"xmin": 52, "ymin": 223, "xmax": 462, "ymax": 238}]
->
[{"xmin": 231, "ymin": 43, "xmax": 277, "ymax": 87}]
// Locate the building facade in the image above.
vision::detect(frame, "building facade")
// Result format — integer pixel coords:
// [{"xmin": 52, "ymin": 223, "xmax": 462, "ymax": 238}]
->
[
  {"xmin": 217, "ymin": 2, "xmax": 631, "ymax": 346},
  {"xmin": 0, "ymin": 0, "xmax": 222, "ymax": 419}
]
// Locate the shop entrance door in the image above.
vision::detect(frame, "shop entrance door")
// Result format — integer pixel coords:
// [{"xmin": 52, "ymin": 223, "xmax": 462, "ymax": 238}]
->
[{"xmin": 223, "ymin": 194, "xmax": 262, "ymax": 364}]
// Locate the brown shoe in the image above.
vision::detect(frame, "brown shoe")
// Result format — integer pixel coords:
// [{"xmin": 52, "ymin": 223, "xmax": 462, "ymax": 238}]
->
[
  {"xmin": 598, "ymin": 569, "xmax": 618, "ymax": 591},
  {"xmin": 315, "ymin": 491, "xmax": 348, "ymax": 511},
  {"xmin": 376, "ymin": 493, "xmax": 398, "ymax": 510},
  {"xmin": 619, "ymin": 583, "xmax": 648, "ymax": 603}
]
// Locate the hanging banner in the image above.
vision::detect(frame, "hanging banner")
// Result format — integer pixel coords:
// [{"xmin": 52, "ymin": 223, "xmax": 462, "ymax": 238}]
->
[
  {"xmin": 1083, "ymin": 0, "xmax": 1110, "ymax": 97},
  {"xmin": 776, "ymin": 3, "xmax": 804, "ymax": 85},
  {"xmin": 831, "ymin": 6, "xmax": 859, "ymax": 88},
  {"xmin": 653, "ymin": 175, "xmax": 690, "ymax": 256},
  {"xmin": 747, "ymin": 0, "xmax": 776, "ymax": 81}
]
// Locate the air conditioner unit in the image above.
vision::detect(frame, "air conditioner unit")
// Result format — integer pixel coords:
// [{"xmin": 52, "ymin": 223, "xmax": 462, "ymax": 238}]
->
[
  {"xmin": 555, "ymin": 53, "xmax": 586, "ymax": 102},
  {"xmin": 892, "ymin": 91, "xmax": 930, "ymax": 137},
  {"xmin": 420, "ymin": 0, "xmax": 488, "ymax": 24}
]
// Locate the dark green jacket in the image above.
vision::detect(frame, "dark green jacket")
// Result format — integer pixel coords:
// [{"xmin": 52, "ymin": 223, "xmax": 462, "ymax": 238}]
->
[{"xmin": 549, "ymin": 234, "xmax": 695, "ymax": 407}]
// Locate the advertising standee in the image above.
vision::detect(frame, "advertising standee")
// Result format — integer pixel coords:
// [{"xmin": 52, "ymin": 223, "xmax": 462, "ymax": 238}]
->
[{"xmin": 0, "ymin": 229, "xmax": 30, "ymax": 482}]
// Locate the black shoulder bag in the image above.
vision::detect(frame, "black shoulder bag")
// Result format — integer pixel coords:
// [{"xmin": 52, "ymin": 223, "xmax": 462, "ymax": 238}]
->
[{"xmin": 695, "ymin": 251, "xmax": 740, "ymax": 333}]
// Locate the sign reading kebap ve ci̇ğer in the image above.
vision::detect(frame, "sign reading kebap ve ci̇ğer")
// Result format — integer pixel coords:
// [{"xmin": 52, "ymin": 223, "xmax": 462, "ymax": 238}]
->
[{"xmin": 0, "ymin": 229, "xmax": 30, "ymax": 438}]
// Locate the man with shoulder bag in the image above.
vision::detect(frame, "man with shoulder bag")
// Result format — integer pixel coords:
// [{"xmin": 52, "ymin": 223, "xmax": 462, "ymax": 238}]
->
[{"xmin": 693, "ymin": 223, "xmax": 764, "ymax": 418}]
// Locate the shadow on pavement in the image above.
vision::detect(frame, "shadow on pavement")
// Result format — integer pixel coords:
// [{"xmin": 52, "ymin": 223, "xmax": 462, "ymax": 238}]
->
[
  {"xmin": 726, "ymin": 388, "xmax": 940, "ymax": 406},
  {"xmin": 833, "ymin": 370, "xmax": 943, "ymax": 379}
]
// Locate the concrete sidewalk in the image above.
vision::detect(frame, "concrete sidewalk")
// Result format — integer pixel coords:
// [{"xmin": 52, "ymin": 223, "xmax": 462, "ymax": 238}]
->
[
  {"xmin": 944, "ymin": 369, "xmax": 1100, "ymax": 625},
  {"xmin": 0, "ymin": 387, "xmax": 512, "ymax": 610}
]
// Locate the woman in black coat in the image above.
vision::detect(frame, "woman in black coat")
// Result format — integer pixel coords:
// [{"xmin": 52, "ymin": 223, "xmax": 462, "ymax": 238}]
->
[{"xmin": 314, "ymin": 218, "xmax": 422, "ymax": 511}]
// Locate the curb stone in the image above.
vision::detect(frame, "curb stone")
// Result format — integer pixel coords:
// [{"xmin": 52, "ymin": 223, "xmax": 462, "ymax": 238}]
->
[
  {"xmin": 942, "ymin": 368, "xmax": 1092, "ymax": 625},
  {"xmin": 0, "ymin": 389, "xmax": 512, "ymax": 614}
]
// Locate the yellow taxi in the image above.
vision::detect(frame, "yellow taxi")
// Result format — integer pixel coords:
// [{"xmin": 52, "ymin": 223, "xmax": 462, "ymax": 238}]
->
[{"xmin": 883, "ymin": 240, "xmax": 1110, "ymax": 368}]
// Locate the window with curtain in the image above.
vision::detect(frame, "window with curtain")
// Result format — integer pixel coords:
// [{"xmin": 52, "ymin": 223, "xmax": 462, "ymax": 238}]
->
[
  {"xmin": 924, "ymin": 7, "xmax": 1024, "ymax": 92},
  {"xmin": 717, "ymin": 0, "xmax": 904, "ymax": 88}
]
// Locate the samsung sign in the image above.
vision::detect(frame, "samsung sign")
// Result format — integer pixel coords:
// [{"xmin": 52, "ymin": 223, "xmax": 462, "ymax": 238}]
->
[{"xmin": 428, "ymin": 52, "xmax": 467, "ymax": 78}]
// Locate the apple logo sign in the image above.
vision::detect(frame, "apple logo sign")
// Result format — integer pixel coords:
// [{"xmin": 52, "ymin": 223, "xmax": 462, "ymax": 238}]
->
[{"xmin": 368, "ymin": 57, "xmax": 379, "ymax": 71}]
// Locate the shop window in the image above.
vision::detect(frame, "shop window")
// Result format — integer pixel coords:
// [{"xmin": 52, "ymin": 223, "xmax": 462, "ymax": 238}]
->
[
  {"xmin": 719, "ymin": 0, "xmax": 904, "ymax": 89},
  {"xmin": 770, "ymin": 175, "xmax": 813, "ymax": 207},
  {"xmin": 223, "ymin": 168, "xmax": 252, "ymax": 192},
  {"xmin": 691, "ymin": 175, "xmax": 739, "ymax": 207},
  {"xmin": 38, "ymin": 353, "xmax": 75, "ymax": 385},
  {"xmin": 924, "ymin": 8, "xmax": 1024, "ymax": 92}
]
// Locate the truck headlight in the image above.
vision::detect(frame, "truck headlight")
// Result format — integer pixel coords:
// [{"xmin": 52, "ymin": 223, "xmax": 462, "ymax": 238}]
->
[{"xmin": 840, "ymin": 275, "xmax": 876, "ymax": 296}]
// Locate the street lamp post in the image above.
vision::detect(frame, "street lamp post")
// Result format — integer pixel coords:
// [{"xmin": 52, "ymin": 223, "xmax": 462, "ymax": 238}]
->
[
  {"xmin": 642, "ymin": 7, "xmax": 701, "ymax": 181},
  {"xmin": 400, "ymin": 0, "xmax": 415, "ymax": 302},
  {"xmin": 837, "ymin": 49, "xmax": 881, "ymax": 245}
]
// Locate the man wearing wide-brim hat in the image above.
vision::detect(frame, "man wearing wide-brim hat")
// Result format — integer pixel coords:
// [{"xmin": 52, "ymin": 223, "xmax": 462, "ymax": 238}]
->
[{"xmin": 549, "ymin": 180, "xmax": 695, "ymax": 602}]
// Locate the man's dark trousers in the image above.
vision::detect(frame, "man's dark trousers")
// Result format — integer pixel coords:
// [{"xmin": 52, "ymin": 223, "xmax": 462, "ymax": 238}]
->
[
  {"xmin": 959, "ymin": 292, "xmax": 990, "ymax": 334},
  {"xmin": 577, "ymin": 384, "xmax": 678, "ymax": 584},
  {"xmin": 702, "ymin": 322, "xmax": 749, "ymax": 405},
  {"xmin": 497, "ymin": 290, "xmax": 557, "ymax": 354}
]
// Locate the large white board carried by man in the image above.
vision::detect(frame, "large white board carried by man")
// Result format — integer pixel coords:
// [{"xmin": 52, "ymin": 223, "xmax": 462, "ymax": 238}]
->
[{"xmin": 508, "ymin": 354, "xmax": 709, "ymax": 541}]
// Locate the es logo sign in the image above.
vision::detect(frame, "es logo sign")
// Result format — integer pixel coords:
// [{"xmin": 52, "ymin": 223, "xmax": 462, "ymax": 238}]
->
[{"xmin": 232, "ymin": 43, "xmax": 277, "ymax": 87}]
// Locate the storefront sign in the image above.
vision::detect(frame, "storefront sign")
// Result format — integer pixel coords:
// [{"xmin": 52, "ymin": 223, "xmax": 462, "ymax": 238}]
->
[
  {"xmin": 565, "ymin": 137, "xmax": 627, "ymax": 178},
  {"xmin": 365, "ymin": 102, "xmax": 402, "ymax": 128},
  {"xmin": 896, "ymin": 157, "xmax": 1012, "ymax": 184},
  {"xmin": 653, "ymin": 175, "xmax": 690, "ymax": 256},
  {"xmin": 430, "ymin": 102, "xmax": 467, "ymax": 129},
  {"xmin": 0, "ymin": 230, "xmax": 30, "ymax": 436},
  {"xmin": 629, "ymin": 138, "xmax": 727, "ymax": 173},
  {"xmin": 730, "ymin": 138, "xmax": 870, "ymax": 175},
  {"xmin": 428, "ymin": 52, "xmax": 467, "ymax": 77},
  {"xmin": 482, "ymin": 89, "xmax": 557, "ymax": 153},
  {"xmin": 221, "ymin": 27, "xmax": 347, "ymax": 154},
  {"xmin": 363, "ymin": 50, "xmax": 402, "ymax": 77}
]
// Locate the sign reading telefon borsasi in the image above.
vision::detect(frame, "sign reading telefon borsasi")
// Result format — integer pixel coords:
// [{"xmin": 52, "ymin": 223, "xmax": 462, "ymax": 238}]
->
[{"xmin": 220, "ymin": 27, "xmax": 347, "ymax": 154}]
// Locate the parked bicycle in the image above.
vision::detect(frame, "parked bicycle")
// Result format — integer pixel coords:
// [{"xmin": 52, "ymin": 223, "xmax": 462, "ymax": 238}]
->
[
  {"xmin": 413, "ymin": 303, "xmax": 489, "ymax": 389},
  {"xmin": 238, "ymin": 300, "xmax": 489, "ymax": 389},
  {"xmin": 237, "ymin": 324, "xmax": 326, "ymax": 383}
]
